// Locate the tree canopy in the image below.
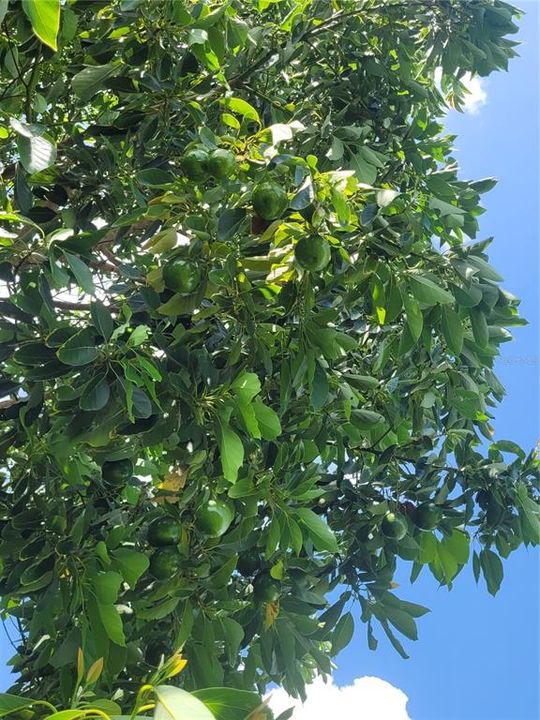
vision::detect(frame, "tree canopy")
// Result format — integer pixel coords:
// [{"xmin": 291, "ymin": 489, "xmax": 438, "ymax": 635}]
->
[{"xmin": 0, "ymin": 0, "xmax": 538, "ymax": 714}]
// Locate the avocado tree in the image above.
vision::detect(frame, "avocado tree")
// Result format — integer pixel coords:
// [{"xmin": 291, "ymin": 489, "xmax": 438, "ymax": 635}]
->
[{"xmin": 0, "ymin": 0, "xmax": 538, "ymax": 713}]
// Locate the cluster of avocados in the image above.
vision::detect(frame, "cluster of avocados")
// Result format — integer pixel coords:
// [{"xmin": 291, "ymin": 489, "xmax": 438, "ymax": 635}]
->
[
  {"xmin": 98, "ymin": 462, "xmax": 282, "ymax": 604},
  {"xmin": 145, "ymin": 499, "xmax": 234, "ymax": 581},
  {"xmin": 379, "ymin": 502, "xmax": 443, "ymax": 541},
  {"xmin": 252, "ymin": 180, "xmax": 331, "ymax": 272},
  {"xmin": 178, "ymin": 145, "xmax": 332, "ymax": 274},
  {"xmin": 180, "ymin": 146, "xmax": 237, "ymax": 182}
]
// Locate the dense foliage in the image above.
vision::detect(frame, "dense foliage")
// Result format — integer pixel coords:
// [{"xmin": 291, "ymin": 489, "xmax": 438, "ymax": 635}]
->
[{"xmin": 0, "ymin": 0, "xmax": 538, "ymax": 713}]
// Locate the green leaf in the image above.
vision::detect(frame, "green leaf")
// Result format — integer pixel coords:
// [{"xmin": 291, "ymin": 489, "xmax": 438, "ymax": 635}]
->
[
  {"xmin": 91, "ymin": 300, "xmax": 114, "ymax": 340},
  {"xmin": 219, "ymin": 617, "xmax": 245, "ymax": 665},
  {"xmin": 451, "ymin": 282, "xmax": 483, "ymax": 308},
  {"xmin": 217, "ymin": 421, "xmax": 244, "ymax": 483},
  {"xmin": 237, "ymin": 401, "xmax": 261, "ymax": 439},
  {"xmin": 112, "ymin": 548, "xmax": 149, "ymax": 588},
  {"xmin": 367, "ymin": 622, "xmax": 378, "ymax": 651},
  {"xmin": 350, "ymin": 409, "xmax": 384, "ymax": 429},
  {"xmin": 371, "ymin": 274, "xmax": 386, "ymax": 324},
  {"xmin": 252, "ymin": 400, "xmax": 281, "ymax": 440},
  {"xmin": 379, "ymin": 620, "xmax": 409, "ymax": 659},
  {"xmin": 128, "ymin": 325, "xmax": 151, "ymax": 347},
  {"xmin": 154, "ymin": 686, "xmax": 215, "ymax": 720},
  {"xmin": 402, "ymin": 291, "xmax": 423, "ymax": 341},
  {"xmin": 480, "ymin": 548, "xmax": 504, "ymax": 596},
  {"xmin": 158, "ymin": 293, "xmax": 197, "ymax": 316},
  {"xmin": 72, "ymin": 62, "xmax": 120, "ymax": 101},
  {"xmin": 231, "ymin": 372, "xmax": 261, "ymax": 404},
  {"xmin": 132, "ymin": 387, "xmax": 152, "ymax": 418},
  {"xmin": 428, "ymin": 197, "xmax": 465, "ymax": 218},
  {"xmin": 188, "ymin": 28, "xmax": 209, "ymax": 46},
  {"xmin": 466, "ymin": 254, "xmax": 503, "ymax": 282},
  {"xmin": 21, "ymin": 0, "xmax": 60, "ymax": 51},
  {"xmin": 93, "ymin": 571, "xmax": 123, "ymax": 604},
  {"xmin": 294, "ymin": 508, "xmax": 339, "ymax": 553},
  {"xmin": 137, "ymin": 596, "xmax": 180, "ymax": 621},
  {"xmin": 11, "ymin": 119, "xmax": 57, "ymax": 174},
  {"xmin": 409, "ymin": 276, "xmax": 454, "ymax": 305},
  {"xmin": 80, "ymin": 375, "xmax": 110, "ymax": 411},
  {"xmin": 435, "ymin": 542, "xmax": 459, "ymax": 583},
  {"xmin": 419, "ymin": 533, "xmax": 437, "ymax": 563},
  {"xmin": 209, "ymin": 555, "xmax": 237, "ymax": 588},
  {"xmin": 218, "ymin": 208, "xmax": 246, "ymax": 241},
  {"xmin": 443, "ymin": 530, "xmax": 469, "ymax": 565},
  {"xmin": 357, "ymin": 145, "xmax": 388, "ymax": 168},
  {"xmin": 472, "ymin": 550, "xmax": 481, "ymax": 583},
  {"xmin": 311, "ymin": 362, "xmax": 329, "ymax": 411},
  {"xmin": 97, "ymin": 602, "xmax": 125, "ymax": 646},
  {"xmin": 192, "ymin": 689, "xmax": 261, "ymax": 720},
  {"xmin": 493, "ymin": 440, "xmax": 525, "ymax": 460},
  {"xmin": 63, "ymin": 252, "xmax": 95, "ymax": 295},
  {"xmin": 385, "ymin": 606, "xmax": 418, "ymax": 640},
  {"xmin": 0, "ymin": 693, "xmax": 33, "ymax": 718},
  {"xmin": 332, "ymin": 612, "xmax": 354, "ymax": 655},
  {"xmin": 394, "ymin": 600, "xmax": 430, "ymax": 618},
  {"xmin": 469, "ymin": 177, "xmax": 497, "ymax": 193},
  {"xmin": 350, "ymin": 152, "xmax": 377, "ymax": 184},
  {"xmin": 0, "ymin": 0, "xmax": 8, "ymax": 24},
  {"xmin": 469, "ymin": 307, "xmax": 489, "ymax": 347},
  {"xmin": 137, "ymin": 168, "xmax": 174, "ymax": 187},
  {"xmin": 57, "ymin": 330, "xmax": 99, "ymax": 366},
  {"xmin": 342, "ymin": 374, "xmax": 379, "ymax": 391},
  {"xmin": 221, "ymin": 97, "xmax": 260, "ymax": 124},
  {"xmin": 441, "ymin": 306, "xmax": 464, "ymax": 355}
]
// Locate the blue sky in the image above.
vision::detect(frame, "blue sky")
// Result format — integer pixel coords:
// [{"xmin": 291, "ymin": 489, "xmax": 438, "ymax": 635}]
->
[{"xmin": 1, "ymin": 5, "xmax": 538, "ymax": 719}]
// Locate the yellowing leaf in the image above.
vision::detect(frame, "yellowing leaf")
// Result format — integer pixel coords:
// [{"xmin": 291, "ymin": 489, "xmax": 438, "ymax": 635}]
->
[
  {"xmin": 86, "ymin": 657, "xmax": 104, "ymax": 685},
  {"xmin": 163, "ymin": 653, "xmax": 188, "ymax": 679},
  {"xmin": 155, "ymin": 466, "xmax": 188, "ymax": 504},
  {"xmin": 264, "ymin": 600, "xmax": 280, "ymax": 630}
]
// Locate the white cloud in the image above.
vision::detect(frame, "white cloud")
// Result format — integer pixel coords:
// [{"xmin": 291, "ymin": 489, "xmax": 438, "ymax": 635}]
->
[
  {"xmin": 434, "ymin": 68, "xmax": 487, "ymax": 115},
  {"xmin": 267, "ymin": 676, "xmax": 412, "ymax": 720},
  {"xmin": 461, "ymin": 73, "xmax": 487, "ymax": 115}
]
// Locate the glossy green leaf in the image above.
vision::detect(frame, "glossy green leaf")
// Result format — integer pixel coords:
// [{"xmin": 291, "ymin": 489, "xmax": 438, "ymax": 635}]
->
[
  {"xmin": 217, "ymin": 421, "xmax": 244, "ymax": 483},
  {"xmin": 294, "ymin": 508, "xmax": 339, "ymax": 553},
  {"xmin": 192, "ymin": 688, "xmax": 261, "ymax": 720},
  {"xmin": 11, "ymin": 118, "xmax": 57, "ymax": 173},
  {"xmin": 409, "ymin": 276, "xmax": 454, "ymax": 305},
  {"xmin": 97, "ymin": 602, "xmax": 125, "ymax": 646},
  {"xmin": 331, "ymin": 612, "xmax": 354, "ymax": 655},
  {"xmin": 221, "ymin": 97, "xmax": 260, "ymax": 124},
  {"xmin": 21, "ymin": 0, "xmax": 60, "ymax": 50},
  {"xmin": 480, "ymin": 548, "xmax": 504, "ymax": 596},
  {"xmin": 90, "ymin": 300, "xmax": 114, "ymax": 340},
  {"xmin": 231, "ymin": 372, "xmax": 261, "ymax": 404},
  {"xmin": 112, "ymin": 549, "xmax": 149, "ymax": 588},
  {"xmin": 63, "ymin": 252, "xmax": 95, "ymax": 295},
  {"xmin": 0, "ymin": 694, "xmax": 33, "ymax": 718},
  {"xmin": 252, "ymin": 400, "xmax": 281, "ymax": 440},
  {"xmin": 80, "ymin": 375, "xmax": 110, "ymax": 411},
  {"xmin": 154, "ymin": 686, "xmax": 215, "ymax": 720},
  {"xmin": 441, "ymin": 306, "xmax": 464, "ymax": 355},
  {"xmin": 402, "ymin": 291, "xmax": 423, "ymax": 341},
  {"xmin": 57, "ymin": 330, "xmax": 99, "ymax": 366},
  {"xmin": 72, "ymin": 62, "xmax": 120, "ymax": 101},
  {"xmin": 218, "ymin": 208, "xmax": 246, "ymax": 241}
]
